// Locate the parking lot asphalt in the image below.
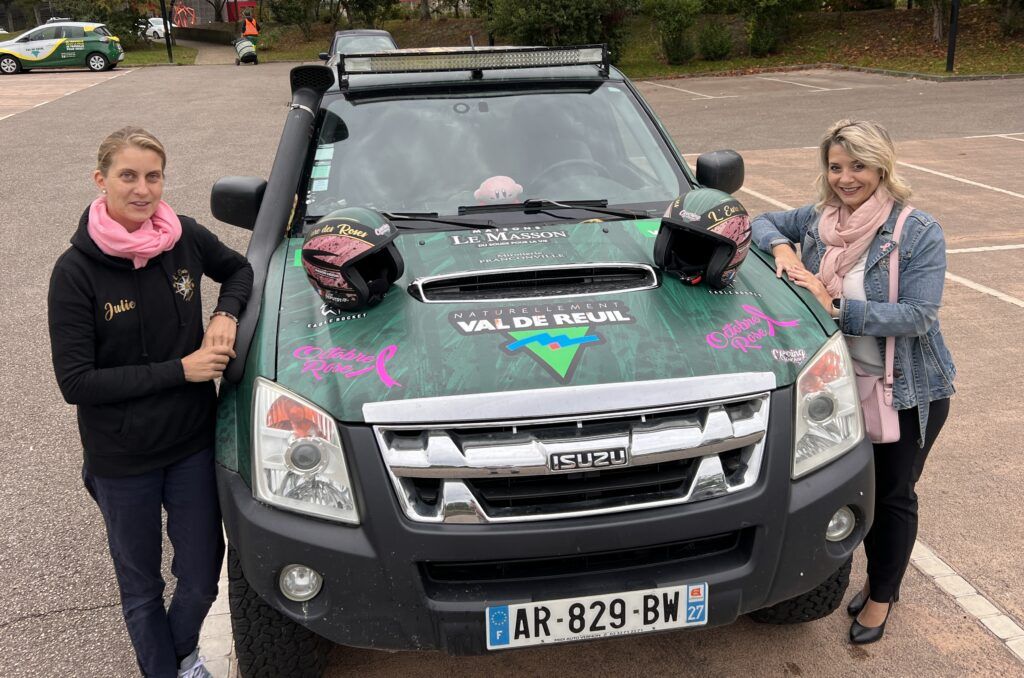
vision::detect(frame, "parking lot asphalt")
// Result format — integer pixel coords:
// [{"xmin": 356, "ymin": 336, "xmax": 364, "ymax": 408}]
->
[{"xmin": 2, "ymin": 64, "xmax": 1023, "ymax": 677}]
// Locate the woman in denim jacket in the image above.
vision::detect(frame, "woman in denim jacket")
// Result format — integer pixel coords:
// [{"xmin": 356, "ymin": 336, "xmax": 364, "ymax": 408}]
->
[{"xmin": 751, "ymin": 119, "xmax": 955, "ymax": 645}]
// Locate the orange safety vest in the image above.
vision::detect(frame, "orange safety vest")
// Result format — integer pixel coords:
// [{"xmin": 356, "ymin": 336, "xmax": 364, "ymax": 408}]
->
[{"xmin": 243, "ymin": 17, "xmax": 258, "ymax": 36}]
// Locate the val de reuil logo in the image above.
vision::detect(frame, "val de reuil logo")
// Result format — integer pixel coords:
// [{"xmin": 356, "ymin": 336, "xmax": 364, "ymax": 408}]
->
[{"xmin": 448, "ymin": 300, "xmax": 634, "ymax": 383}]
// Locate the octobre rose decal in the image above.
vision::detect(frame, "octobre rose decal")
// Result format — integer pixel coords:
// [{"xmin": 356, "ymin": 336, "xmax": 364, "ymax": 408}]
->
[
  {"xmin": 706, "ymin": 305, "xmax": 800, "ymax": 353},
  {"xmin": 293, "ymin": 344, "xmax": 401, "ymax": 387}
]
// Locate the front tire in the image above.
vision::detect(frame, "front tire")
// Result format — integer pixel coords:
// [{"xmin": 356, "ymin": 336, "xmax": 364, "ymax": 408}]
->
[
  {"xmin": 228, "ymin": 546, "xmax": 331, "ymax": 678},
  {"xmin": 86, "ymin": 52, "xmax": 109, "ymax": 72},
  {"xmin": 0, "ymin": 55, "xmax": 21, "ymax": 75},
  {"xmin": 749, "ymin": 558, "xmax": 851, "ymax": 624}
]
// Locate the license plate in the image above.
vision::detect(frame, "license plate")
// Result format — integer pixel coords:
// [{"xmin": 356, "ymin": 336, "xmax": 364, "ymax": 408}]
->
[{"xmin": 486, "ymin": 582, "xmax": 708, "ymax": 650}]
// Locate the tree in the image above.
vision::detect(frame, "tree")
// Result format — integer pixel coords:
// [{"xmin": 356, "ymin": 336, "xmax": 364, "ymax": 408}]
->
[
  {"xmin": 203, "ymin": 0, "xmax": 228, "ymax": 22},
  {"xmin": 349, "ymin": 0, "xmax": 397, "ymax": 26},
  {"xmin": 419, "ymin": 0, "xmax": 430, "ymax": 20},
  {"xmin": 55, "ymin": 0, "xmax": 149, "ymax": 45},
  {"xmin": 488, "ymin": 0, "xmax": 636, "ymax": 63},
  {"xmin": 269, "ymin": 0, "xmax": 316, "ymax": 38},
  {"xmin": 920, "ymin": 0, "xmax": 948, "ymax": 42}
]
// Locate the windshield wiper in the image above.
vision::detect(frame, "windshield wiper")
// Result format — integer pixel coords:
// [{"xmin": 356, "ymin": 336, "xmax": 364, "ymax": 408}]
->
[
  {"xmin": 382, "ymin": 211, "xmax": 500, "ymax": 230},
  {"xmin": 458, "ymin": 199, "xmax": 650, "ymax": 221}
]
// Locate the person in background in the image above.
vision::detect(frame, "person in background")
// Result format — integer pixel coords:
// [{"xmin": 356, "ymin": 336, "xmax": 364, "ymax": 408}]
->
[
  {"xmin": 242, "ymin": 9, "xmax": 259, "ymax": 47},
  {"xmin": 749, "ymin": 119, "xmax": 955, "ymax": 645},
  {"xmin": 48, "ymin": 127, "xmax": 253, "ymax": 677}
]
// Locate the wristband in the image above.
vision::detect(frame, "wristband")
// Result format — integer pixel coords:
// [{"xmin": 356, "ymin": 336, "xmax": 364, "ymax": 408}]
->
[{"xmin": 211, "ymin": 310, "xmax": 239, "ymax": 324}]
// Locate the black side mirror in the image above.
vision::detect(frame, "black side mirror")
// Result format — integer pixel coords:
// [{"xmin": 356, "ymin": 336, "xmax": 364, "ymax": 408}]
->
[
  {"xmin": 211, "ymin": 176, "xmax": 267, "ymax": 231},
  {"xmin": 696, "ymin": 150, "xmax": 744, "ymax": 195},
  {"xmin": 319, "ymin": 52, "xmax": 329, "ymax": 61}
]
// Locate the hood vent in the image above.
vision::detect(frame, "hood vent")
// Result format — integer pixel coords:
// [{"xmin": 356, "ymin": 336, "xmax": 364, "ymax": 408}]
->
[{"xmin": 410, "ymin": 263, "xmax": 658, "ymax": 303}]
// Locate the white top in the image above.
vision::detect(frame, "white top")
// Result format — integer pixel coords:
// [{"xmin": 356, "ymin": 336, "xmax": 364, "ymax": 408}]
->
[{"xmin": 843, "ymin": 251, "xmax": 884, "ymax": 376}]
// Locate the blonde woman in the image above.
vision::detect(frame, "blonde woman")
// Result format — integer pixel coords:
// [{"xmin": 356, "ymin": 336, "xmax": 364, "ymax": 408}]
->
[
  {"xmin": 751, "ymin": 119, "xmax": 955, "ymax": 644},
  {"xmin": 48, "ymin": 127, "xmax": 252, "ymax": 676}
]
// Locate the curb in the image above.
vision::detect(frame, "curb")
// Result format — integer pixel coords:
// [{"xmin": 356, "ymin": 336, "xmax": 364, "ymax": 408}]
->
[
  {"xmin": 639, "ymin": 62, "xmax": 1024, "ymax": 83},
  {"xmin": 199, "ymin": 545, "xmax": 236, "ymax": 677}
]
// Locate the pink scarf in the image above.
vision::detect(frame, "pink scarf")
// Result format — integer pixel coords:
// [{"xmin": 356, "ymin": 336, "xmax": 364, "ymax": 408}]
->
[
  {"xmin": 87, "ymin": 197, "xmax": 182, "ymax": 269},
  {"xmin": 816, "ymin": 187, "xmax": 895, "ymax": 297}
]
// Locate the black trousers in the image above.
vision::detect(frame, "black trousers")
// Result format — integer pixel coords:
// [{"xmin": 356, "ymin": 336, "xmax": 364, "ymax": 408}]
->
[
  {"xmin": 863, "ymin": 398, "xmax": 950, "ymax": 603},
  {"xmin": 83, "ymin": 447, "xmax": 224, "ymax": 678}
]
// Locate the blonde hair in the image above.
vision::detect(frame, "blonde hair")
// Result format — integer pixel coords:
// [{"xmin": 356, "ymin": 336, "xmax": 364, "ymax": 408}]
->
[
  {"xmin": 814, "ymin": 119, "xmax": 911, "ymax": 208},
  {"xmin": 97, "ymin": 127, "xmax": 167, "ymax": 175}
]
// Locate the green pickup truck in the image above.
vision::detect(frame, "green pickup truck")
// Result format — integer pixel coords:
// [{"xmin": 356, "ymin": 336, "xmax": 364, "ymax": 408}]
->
[{"xmin": 211, "ymin": 46, "xmax": 873, "ymax": 677}]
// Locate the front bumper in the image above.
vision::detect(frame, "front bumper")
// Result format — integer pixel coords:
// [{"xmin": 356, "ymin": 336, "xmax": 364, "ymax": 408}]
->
[{"xmin": 218, "ymin": 387, "xmax": 874, "ymax": 654}]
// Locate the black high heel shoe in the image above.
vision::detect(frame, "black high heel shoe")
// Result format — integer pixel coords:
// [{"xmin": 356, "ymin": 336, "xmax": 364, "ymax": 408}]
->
[
  {"xmin": 849, "ymin": 600, "xmax": 895, "ymax": 645},
  {"xmin": 847, "ymin": 586, "xmax": 899, "ymax": 617}
]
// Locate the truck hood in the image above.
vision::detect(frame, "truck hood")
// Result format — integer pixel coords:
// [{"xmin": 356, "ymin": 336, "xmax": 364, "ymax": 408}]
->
[{"xmin": 274, "ymin": 219, "xmax": 831, "ymax": 423}]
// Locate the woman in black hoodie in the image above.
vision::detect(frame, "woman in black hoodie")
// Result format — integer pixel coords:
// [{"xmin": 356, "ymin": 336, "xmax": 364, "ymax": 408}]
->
[{"xmin": 48, "ymin": 127, "xmax": 253, "ymax": 678}]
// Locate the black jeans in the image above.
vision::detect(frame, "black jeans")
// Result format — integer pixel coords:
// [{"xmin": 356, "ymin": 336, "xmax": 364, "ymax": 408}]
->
[
  {"xmin": 83, "ymin": 447, "xmax": 224, "ymax": 678},
  {"xmin": 863, "ymin": 398, "xmax": 950, "ymax": 603}
]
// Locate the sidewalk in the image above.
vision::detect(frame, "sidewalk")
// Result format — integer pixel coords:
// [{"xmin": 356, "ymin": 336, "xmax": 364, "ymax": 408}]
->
[
  {"xmin": 198, "ymin": 538, "xmax": 236, "ymax": 677},
  {"xmin": 174, "ymin": 39, "xmax": 239, "ymax": 65}
]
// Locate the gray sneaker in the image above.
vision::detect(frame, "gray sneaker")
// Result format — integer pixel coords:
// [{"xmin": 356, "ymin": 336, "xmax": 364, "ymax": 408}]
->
[{"xmin": 177, "ymin": 649, "xmax": 212, "ymax": 678}]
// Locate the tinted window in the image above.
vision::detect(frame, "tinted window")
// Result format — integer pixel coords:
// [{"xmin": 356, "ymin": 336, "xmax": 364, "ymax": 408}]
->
[
  {"xmin": 305, "ymin": 82, "xmax": 685, "ymax": 219},
  {"xmin": 62, "ymin": 26, "xmax": 85, "ymax": 39},
  {"xmin": 92, "ymin": 26, "xmax": 111, "ymax": 36}
]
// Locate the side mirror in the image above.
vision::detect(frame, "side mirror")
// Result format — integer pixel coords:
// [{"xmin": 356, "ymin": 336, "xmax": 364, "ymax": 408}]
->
[
  {"xmin": 319, "ymin": 52, "xmax": 329, "ymax": 61},
  {"xmin": 211, "ymin": 176, "xmax": 267, "ymax": 231},
  {"xmin": 696, "ymin": 150, "xmax": 744, "ymax": 195}
]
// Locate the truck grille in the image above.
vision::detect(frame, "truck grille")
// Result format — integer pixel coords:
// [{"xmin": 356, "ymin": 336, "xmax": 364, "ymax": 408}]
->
[{"xmin": 373, "ymin": 392, "xmax": 770, "ymax": 524}]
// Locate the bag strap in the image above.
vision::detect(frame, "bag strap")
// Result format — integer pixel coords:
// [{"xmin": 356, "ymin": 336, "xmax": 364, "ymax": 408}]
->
[{"xmin": 884, "ymin": 205, "xmax": 914, "ymax": 403}]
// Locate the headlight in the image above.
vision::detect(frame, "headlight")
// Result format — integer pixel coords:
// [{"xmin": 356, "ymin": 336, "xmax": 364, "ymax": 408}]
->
[
  {"xmin": 793, "ymin": 333, "xmax": 863, "ymax": 478},
  {"xmin": 252, "ymin": 378, "xmax": 359, "ymax": 524}
]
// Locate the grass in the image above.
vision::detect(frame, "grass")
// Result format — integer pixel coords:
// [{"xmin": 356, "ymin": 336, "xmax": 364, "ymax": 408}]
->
[
  {"xmin": 182, "ymin": 7, "xmax": 1023, "ymax": 76},
  {"xmin": 619, "ymin": 6, "xmax": 1024, "ymax": 77},
  {"xmin": 121, "ymin": 41, "xmax": 197, "ymax": 66}
]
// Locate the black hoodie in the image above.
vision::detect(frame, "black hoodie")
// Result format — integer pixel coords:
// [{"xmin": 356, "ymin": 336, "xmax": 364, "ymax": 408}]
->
[{"xmin": 48, "ymin": 208, "xmax": 254, "ymax": 477}]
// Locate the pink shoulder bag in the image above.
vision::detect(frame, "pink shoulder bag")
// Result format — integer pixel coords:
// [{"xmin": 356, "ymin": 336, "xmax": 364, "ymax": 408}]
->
[{"xmin": 854, "ymin": 205, "xmax": 913, "ymax": 444}]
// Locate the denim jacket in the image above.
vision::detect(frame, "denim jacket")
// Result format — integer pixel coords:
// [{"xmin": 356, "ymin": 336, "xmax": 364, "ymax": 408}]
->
[{"xmin": 751, "ymin": 202, "xmax": 956, "ymax": 446}]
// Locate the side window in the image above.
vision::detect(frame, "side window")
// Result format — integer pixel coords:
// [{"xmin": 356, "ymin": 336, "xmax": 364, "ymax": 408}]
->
[
  {"xmin": 31, "ymin": 26, "xmax": 60, "ymax": 40},
  {"xmin": 63, "ymin": 26, "xmax": 85, "ymax": 39},
  {"xmin": 92, "ymin": 26, "xmax": 111, "ymax": 37}
]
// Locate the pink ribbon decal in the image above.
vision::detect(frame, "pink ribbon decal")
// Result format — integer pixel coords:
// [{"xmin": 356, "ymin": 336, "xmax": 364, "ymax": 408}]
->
[
  {"xmin": 705, "ymin": 305, "xmax": 800, "ymax": 353},
  {"xmin": 294, "ymin": 344, "xmax": 402, "ymax": 387}
]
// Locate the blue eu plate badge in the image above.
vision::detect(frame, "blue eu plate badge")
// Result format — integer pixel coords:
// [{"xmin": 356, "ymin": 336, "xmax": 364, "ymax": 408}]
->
[
  {"xmin": 686, "ymin": 583, "xmax": 708, "ymax": 624},
  {"xmin": 488, "ymin": 605, "xmax": 510, "ymax": 647}
]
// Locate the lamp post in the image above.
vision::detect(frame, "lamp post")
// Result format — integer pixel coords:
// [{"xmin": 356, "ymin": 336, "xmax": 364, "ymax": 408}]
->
[
  {"xmin": 159, "ymin": 0, "xmax": 174, "ymax": 64},
  {"xmin": 946, "ymin": 0, "xmax": 961, "ymax": 73}
]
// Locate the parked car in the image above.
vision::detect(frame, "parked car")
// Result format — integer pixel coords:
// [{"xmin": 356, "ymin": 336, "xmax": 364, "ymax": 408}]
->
[
  {"xmin": 211, "ymin": 45, "xmax": 873, "ymax": 677},
  {"xmin": 139, "ymin": 16, "xmax": 175, "ymax": 40},
  {"xmin": 319, "ymin": 28, "xmax": 396, "ymax": 61},
  {"xmin": 0, "ymin": 21, "xmax": 123, "ymax": 74}
]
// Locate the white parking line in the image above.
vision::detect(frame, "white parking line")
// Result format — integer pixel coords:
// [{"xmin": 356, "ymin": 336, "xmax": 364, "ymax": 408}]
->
[
  {"xmin": 947, "ymin": 244, "xmax": 1024, "ymax": 254},
  {"xmin": 964, "ymin": 132, "xmax": 1024, "ymax": 139},
  {"xmin": 737, "ymin": 186, "xmax": 794, "ymax": 211},
  {"xmin": 756, "ymin": 76, "xmax": 850, "ymax": 92},
  {"xmin": 897, "ymin": 161, "xmax": 1024, "ymax": 201},
  {"xmin": 642, "ymin": 81, "xmax": 738, "ymax": 100},
  {"xmin": 945, "ymin": 272, "xmax": 1024, "ymax": 309}
]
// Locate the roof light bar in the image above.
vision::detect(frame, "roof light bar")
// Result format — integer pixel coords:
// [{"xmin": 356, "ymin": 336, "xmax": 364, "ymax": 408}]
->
[{"xmin": 340, "ymin": 45, "xmax": 609, "ymax": 77}]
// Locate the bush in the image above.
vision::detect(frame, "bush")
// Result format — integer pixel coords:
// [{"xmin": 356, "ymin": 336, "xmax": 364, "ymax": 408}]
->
[
  {"xmin": 488, "ymin": 0, "xmax": 637, "ymax": 62},
  {"xmin": 741, "ymin": 0, "xmax": 792, "ymax": 56},
  {"xmin": 698, "ymin": 17, "xmax": 732, "ymax": 59},
  {"xmin": 644, "ymin": 0, "xmax": 701, "ymax": 64}
]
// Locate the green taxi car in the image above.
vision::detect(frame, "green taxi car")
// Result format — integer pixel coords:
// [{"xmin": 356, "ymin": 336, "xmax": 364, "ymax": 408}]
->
[{"xmin": 0, "ymin": 21, "xmax": 124, "ymax": 75}]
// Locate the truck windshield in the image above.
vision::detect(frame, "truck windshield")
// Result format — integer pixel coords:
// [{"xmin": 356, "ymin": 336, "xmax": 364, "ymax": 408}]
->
[{"xmin": 304, "ymin": 82, "xmax": 687, "ymax": 220}]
